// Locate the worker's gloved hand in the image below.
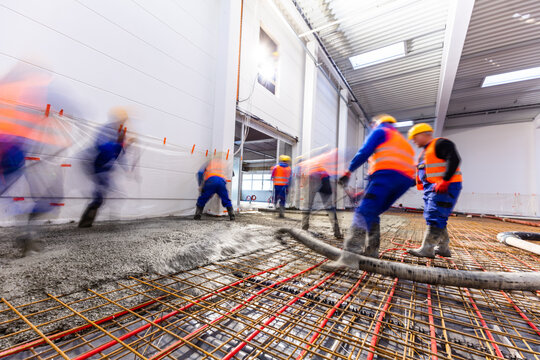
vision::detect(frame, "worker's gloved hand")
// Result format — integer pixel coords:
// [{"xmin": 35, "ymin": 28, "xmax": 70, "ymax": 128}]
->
[
  {"xmin": 434, "ymin": 180, "xmax": 450, "ymax": 193},
  {"xmin": 338, "ymin": 171, "xmax": 351, "ymax": 186}
]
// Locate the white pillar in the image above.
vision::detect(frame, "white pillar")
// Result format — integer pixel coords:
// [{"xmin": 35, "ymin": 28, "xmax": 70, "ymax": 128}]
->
[
  {"xmin": 300, "ymin": 41, "xmax": 318, "ymax": 211},
  {"xmin": 212, "ymin": 0, "xmax": 241, "ymax": 161},
  {"xmin": 301, "ymin": 41, "xmax": 318, "ymax": 156},
  {"xmin": 209, "ymin": 0, "xmax": 241, "ymax": 214},
  {"xmin": 336, "ymin": 89, "xmax": 348, "ymax": 209},
  {"xmin": 534, "ymin": 114, "xmax": 540, "ymax": 216}
]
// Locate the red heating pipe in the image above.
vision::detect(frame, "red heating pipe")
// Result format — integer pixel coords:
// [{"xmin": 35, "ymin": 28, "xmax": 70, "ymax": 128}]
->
[
  {"xmin": 73, "ymin": 262, "xmax": 287, "ymax": 360},
  {"xmin": 295, "ymin": 247, "xmax": 404, "ymax": 359},
  {"xmin": 366, "ymin": 251, "xmax": 406, "ymax": 360},
  {"xmin": 149, "ymin": 260, "xmax": 325, "ymax": 360},
  {"xmin": 222, "ymin": 272, "xmax": 335, "ymax": 360},
  {"xmin": 446, "ymin": 258, "xmax": 505, "ymax": 359}
]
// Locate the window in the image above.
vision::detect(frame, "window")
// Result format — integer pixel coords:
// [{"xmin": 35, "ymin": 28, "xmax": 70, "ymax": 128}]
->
[{"xmin": 257, "ymin": 28, "xmax": 279, "ymax": 94}]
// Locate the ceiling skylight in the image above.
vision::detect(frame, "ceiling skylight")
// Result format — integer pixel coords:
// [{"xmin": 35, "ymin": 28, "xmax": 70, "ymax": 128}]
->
[
  {"xmin": 481, "ymin": 66, "xmax": 540, "ymax": 87},
  {"xmin": 349, "ymin": 42, "xmax": 406, "ymax": 70}
]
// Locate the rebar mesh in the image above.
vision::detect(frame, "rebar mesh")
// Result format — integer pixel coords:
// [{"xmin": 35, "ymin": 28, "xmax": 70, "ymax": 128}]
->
[{"xmin": 1, "ymin": 212, "xmax": 539, "ymax": 359}]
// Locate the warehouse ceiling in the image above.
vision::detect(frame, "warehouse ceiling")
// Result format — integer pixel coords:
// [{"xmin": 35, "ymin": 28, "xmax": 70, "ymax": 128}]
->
[{"xmin": 288, "ymin": 0, "xmax": 540, "ymax": 130}]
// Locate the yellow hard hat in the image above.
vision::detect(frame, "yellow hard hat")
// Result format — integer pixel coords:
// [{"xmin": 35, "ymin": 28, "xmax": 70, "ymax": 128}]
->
[
  {"xmin": 109, "ymin": 107, "xmax": 129, "ymax": 123},
  {"xmin": 408, "ymin": 123, "xmax": 433, "ymax": 140},
  {"xmin": 372, "ymin": 114, "xmax": 396, "ymax": 126},
  {"xmin": 279, "ymin": 155, "xmax": 291, "ymax": 162}
]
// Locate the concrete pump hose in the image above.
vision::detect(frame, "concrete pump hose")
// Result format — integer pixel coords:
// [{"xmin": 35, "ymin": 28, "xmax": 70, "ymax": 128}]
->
[
  {"xmin": 497, "ymin": 232, "xmax": 540, "ymax": 256},
  {"xmin": 276, "ymin": 228, "xmax": 540, "ymax": 291}
]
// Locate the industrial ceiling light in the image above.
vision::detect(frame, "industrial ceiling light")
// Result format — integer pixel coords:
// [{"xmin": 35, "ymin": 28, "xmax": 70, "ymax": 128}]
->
[
  {"xmin": 481, "ymin": 66, "xmax": 540, "ymax": 87},
  {"xmin": 349, "ymin": 42, "xmax": 406, "ymax": 69},
  {"xmin": 394, "ymin": 120, "xmax": 414, "ymax": 128}
]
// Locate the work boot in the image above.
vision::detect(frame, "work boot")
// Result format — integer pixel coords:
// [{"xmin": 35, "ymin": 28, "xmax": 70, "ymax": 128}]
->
[
  {"xmin": 301, "ymin": 213, "xmax": 310, "ymax": 230},
  {"xmin": 408, "ymin": 226, "xmax": 444, "ymax": 258},
  {"xmin": 320, "ymin": 226, "xmax": 367, "ymax": 272},
  {"xmin": 227, "ymin": 206, "xmax": 235, "ymax": 221},
  {"xmin": 278, "ymin": 205, "xmax": 285, "ymax": 218},
  {"xmin": 194, "ymin": 206, "xmax": 203, "ymax": 220},
  {"xmin": 363, "ymin": 222, "xmax": 380, "ymax": 258},
  {"xmin": 78, "ymin": 204, "xmax": 99, "ymax": 228},
  {"xmin": 434, "ymin": 227, "xmax": 452, "ymax": 257}
]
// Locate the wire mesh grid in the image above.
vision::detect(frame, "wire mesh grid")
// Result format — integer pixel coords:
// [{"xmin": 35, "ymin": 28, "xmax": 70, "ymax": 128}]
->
[{"xmin": 1, "ymin": 212, "xmax": 539, "ymax": 359}]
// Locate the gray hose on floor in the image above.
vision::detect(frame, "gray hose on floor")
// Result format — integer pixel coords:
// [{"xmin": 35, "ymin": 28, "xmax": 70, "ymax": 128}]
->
[
  {"xmin": 276, "ymin": 228, "xmax": 540, "ymax": 291},
  {"xmin": 497, "ymin": 232, "xmax": 540, "ymax": 256}
]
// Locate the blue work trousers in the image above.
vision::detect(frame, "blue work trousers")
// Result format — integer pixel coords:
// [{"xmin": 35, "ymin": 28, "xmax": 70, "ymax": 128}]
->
[
  {"xmin": 274, "ymin": 185, "xmax": 287, "ymax": 207},
  {"xmin": 422, "ymin": 182, "xmax": 462, "ymax": 228},
  {"xmin": 197, "ymin": 176, "xmax": 232, "ymax": 208},
  {"xmin": 354, "ymin": 170, "xmax": 414, "ymax": 230}
]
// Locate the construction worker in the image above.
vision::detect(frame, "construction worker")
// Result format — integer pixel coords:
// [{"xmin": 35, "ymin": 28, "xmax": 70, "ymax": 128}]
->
[
  {"xmin": 407, "ymin": 123, "xmax": 462, "ymax": 258},
  {"xmin": 271, "ymin": 155, "xmax": 292, "ymax": 218},
  {"xmin": 322, "ymin": 114, "xmax": 415, "ymax": 271},
  {"xmin": 194, "ymin": 154, "xmax": 235, "ymax": 221},
  {"xmin": 299, "ymin": 149, "xmax": 343, "ymax": 239},
  {"xmin": 79, "ymin": 108, "xmax": 129, "ymax": 228},
  {"xmin": 0, "ymin": 64, "xmax": 70, "ymax": 255}
]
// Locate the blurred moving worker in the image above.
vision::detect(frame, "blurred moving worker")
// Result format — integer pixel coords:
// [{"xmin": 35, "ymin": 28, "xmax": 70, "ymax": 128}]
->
[
  {"xmin": 194, "ymin": 154, "xmax": 235, "ymax": 221},
  {"xmin": 0, "ymin": 64, "xmax": 70, "ymax": 255},
  {"xmin": 78, "ymin": 108, "xmax": 129, "ymax": 227},
  {"xmin": 271, "ymin": 155, "xmax": 291, "ymax": 218},
  {"xmin": 407, "ymin": 123, "xmax": 462, "ymax": 258},
  {"xmin": 323, "ymin": 114, "xmax": 415, "ymax": 271},
  {"xmin": 299, "ymin": 149, "xmax": 343, "ymax": 239}
]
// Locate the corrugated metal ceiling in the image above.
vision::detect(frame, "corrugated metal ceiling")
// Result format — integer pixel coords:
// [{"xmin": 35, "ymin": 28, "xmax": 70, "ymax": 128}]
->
[
  {"xmin": 448, "ymin": 0, "xmax": 540, "ymax": 122},
  {"xmin": 291, "ymin": 0, "xmax": 540, "ymax": 127},
  {"xmin": 293, "ymin": 0, "xmax": 449, "ymax": 120}
]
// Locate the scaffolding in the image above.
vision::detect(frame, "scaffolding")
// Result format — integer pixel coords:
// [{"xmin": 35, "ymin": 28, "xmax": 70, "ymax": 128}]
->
[{"xmin": 1, "ymin": 212, "xmax": 539, "ymax": 359}]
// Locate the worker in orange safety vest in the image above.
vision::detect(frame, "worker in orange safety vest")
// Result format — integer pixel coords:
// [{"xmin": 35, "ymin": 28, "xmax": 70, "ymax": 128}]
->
[
  {"xmin": 322, "ymin": 114, "xmax": 415, "ymax": 272},
  {"xmin": 271, "ymin": 155, "xmax": 292, "ymax": 218},
  {"xmin": 407, "ymin": 123, "xmax": 462, "ymax": 258}
]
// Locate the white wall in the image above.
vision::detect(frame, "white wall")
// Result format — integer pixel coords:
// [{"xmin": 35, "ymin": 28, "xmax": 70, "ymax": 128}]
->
[
  {"xmin": 312, "ymin": 72, "xmax": 338, "ymax": 149},
  {"xmin": 236, "ymin": 0, "xmax": 305, "ymax": 138},
  {"xmin": 0, "ymin": 0, "xmax": 224, "ymax": 223},
  {"xmin": 400, "ymin": 120, "xmax": 539, "ymax": 216}
]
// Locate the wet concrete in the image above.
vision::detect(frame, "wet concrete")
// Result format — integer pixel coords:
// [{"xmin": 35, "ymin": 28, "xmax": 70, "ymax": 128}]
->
[{"xmin": 0, "ymin": 210, "xmax": 361, "ymax": 305}]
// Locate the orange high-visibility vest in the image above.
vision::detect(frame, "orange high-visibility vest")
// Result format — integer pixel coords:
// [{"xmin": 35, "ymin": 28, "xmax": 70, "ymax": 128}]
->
[
  {"xmin": 368, "ymin": 127, "xmax": 415, "ymax": 178},
  {"xmin": 0, "ymin": 76, "xmax": 68, "ymax": 146},
  {"xmin": 204, "ymin": 158, "xmax": 227, "ymax": 181},
  {"xmin": 272, "ymin": 165, "xmax": 291, "ymax": 186},
  {"xmin": 416, "ymin": 138, "xmax": 462, "ymax": 190}
]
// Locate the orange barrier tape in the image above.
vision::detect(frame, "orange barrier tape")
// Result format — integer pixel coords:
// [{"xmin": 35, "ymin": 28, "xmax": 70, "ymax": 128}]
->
[
  {"xmin": 205, "ymin": 150, "xmax": 208, "ymax": 157},
  {"xmin": 13, "ymin": 197, "xmax": 24, "ymax": 201},
  {"xmin": 226, "ymin": 149, "xmax": 230, "ymax": 160},
  {"xmin": 59, "ymin": 109, "xmax": 63, "ymax": 116},
  {"xmin": 25, "ymin": 157, "xmax": 40, "ymax": 161},
  {"xmin": 163, "ymin": 137, "xmax": 166, "ymax": 145},
  {"xmin": 45, "ymin": 104, "xmax": 50, "ymax": 117},
  {"xmin": 191, "ymin": 144, "xmax": 195, "ymax": 154},
  {"xmin": 61, "ymin": 164, "xmax": 71, "ymax": 167}
]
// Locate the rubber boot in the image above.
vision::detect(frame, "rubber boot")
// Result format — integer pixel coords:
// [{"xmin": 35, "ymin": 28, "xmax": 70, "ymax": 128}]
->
[
  {"xmin": 194, "ymin": 206, "xmax": 203, "ymax": 220},
  {"xmin": 320, "ymin": 226, "xmax": 367, "ymax": 272},
  {"xmin": 328, "ymin": 209, "xmax": 343, "ymax": 239},
  {"xmin": 434, "ymin": 227, "xmax": 452, "ymax": 257},
  {"xmin": 227, "ymin": 206, "xmax": 235, "ymax": 221},
  {"xmin": 278, "ymin": 205, "xmax": 285, "ymax": 218},
  {"xmin": 408, "ymin": 226, "xmax": 443, "ymax": 258},
  {"xmin": 302, "ymin": 212, "xmax": 309, "ymax": 230},
  {"xmin": 363, "ymin": 222, "xmax": 380, "ymax": 258},
  {"xmin": 78, "ymin": 204, "xmax": 99, "ymax": 228}
]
